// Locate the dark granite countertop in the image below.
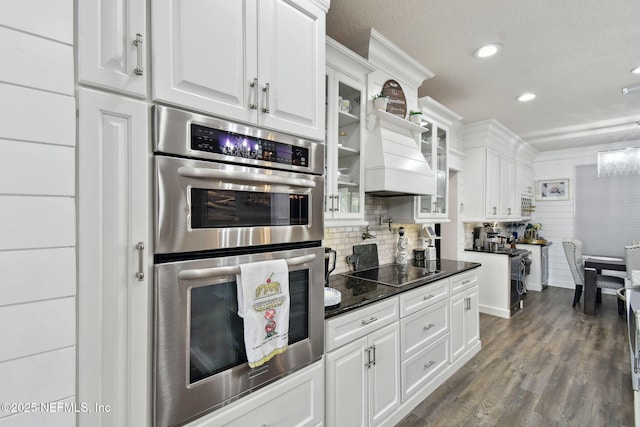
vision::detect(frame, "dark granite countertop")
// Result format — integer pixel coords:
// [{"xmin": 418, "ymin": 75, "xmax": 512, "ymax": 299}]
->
[{"xmin": 324, "ymin": 259, "xmax": 481, "ymax": 319}]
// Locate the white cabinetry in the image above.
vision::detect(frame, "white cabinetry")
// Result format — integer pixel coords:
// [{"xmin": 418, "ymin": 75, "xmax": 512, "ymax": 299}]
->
[
  {"xmin": 399, "ymin": 279, "xmax": 450, "ymax": 401},
  {"xmin": 77, "ymin": 88, "xmax": 150, "ymax": 427},
  {"xmin": 325, "ymin": 38, "xmax": 375, "ymax": 225},
  {"xmin": 464, "ymin": 146, "xmax": 517, "ymax": 221},
  {"xmin": 152, "ymin": 0, "xmax": 326, "ymax": 140},
  {"xmin": 189, "ymin": 361, "xmax": 324, "ymax": 427},
  {"xmin": 325, "ymin": 298, "xmax": 401, "ymax": 426},
  {"xmin": 449, "ymin": 271, "xmax": 479, "ymax": 362},
  {"xmin": 78, "ymin": 0, "xmax": 147, "ymax": 97}
]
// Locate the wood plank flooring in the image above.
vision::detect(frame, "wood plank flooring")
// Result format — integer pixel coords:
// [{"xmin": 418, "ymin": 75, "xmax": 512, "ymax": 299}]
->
[{"xmin": 397, "ymin": 286, "xmax": 634, "ymax": 426}]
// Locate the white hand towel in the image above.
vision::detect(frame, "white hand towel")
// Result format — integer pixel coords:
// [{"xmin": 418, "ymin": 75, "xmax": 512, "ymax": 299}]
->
[{"xmin": 237, "ymin": 259, "xmax": 289, "ymax": 368}]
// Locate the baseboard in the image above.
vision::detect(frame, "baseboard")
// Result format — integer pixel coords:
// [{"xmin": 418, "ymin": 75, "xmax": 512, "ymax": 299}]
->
[{"xmin": 479, "ymin": 304, "xmax": 511, "ymax": 318}]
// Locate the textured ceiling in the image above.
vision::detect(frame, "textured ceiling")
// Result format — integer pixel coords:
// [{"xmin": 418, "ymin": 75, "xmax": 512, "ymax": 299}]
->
[{"xmin": 326, "ymin": 0, "xmax": 640, "ymax": 152}]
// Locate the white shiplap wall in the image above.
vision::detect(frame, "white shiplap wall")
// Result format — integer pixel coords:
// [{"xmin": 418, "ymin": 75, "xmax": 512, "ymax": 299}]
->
[
  {"xmin": 533, "ymin": 139, "xmax": 640, "ymax": 289},
  {"xmin": 0, "ymin": 3, "xmax": 76, "ymax": 426}
]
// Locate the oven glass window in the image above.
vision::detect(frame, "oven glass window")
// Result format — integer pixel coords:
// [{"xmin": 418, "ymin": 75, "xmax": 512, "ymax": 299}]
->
[
  {"xmin": 191, "ymin": 189, "xmax": 309, "ymax": 228},
  {"xmin": 189, "ymin": 270, "xmax": 309, "ymax": 384}
]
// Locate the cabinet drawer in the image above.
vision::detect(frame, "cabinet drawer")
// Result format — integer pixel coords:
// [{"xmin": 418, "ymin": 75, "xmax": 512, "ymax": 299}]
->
[
  {"xmin": 400, "ymin": 300, "xmax": 448, "ymax": 360},
  {"xmin": 325, "ymin": 297, "xmax": 399, "ymax": 352},
  {"xmin": 401, "ymin": 334, "xmax": 449, "ymax": 401},
  {"xmin": 450, "ymin": 270, "xmax": 478, "ymax": 295},
  {"xmin": 399, "ymin": 278, "xmax": 449, "ymax": 318}
]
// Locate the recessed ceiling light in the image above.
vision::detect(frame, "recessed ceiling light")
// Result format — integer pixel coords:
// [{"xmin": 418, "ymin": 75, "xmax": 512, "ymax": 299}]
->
[
  {"xmin": 518, "ymin": 93, "xmax": 536, "ymax": 102},
  {"xmin": 632, "ymin": 66, "xmax": 640, "ymax": 74},
  {"xmin": 473, "ymin": 43, "xmax": 502, "ymax": 58}
]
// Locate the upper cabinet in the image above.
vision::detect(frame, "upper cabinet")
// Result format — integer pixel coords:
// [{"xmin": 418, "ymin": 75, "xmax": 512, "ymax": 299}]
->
[
  {"xmin": 78, "ymin": 0, "xmax": 147, "ymax": 97},
  {"xmin": 463, "ymin": 120, "xmax": 537, "ymax": 222},
  {"xmin": 325, "ymin": 39, "xmax": 375, "ymax": 226},
  {"xmin": 151, "ymin": 0, "xmax": 327, "ymax": 140}
]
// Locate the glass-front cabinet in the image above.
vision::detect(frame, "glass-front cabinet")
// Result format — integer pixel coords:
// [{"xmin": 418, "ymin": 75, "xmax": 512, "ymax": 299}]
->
[
  {"xmin": 324, "ymin": 39, "xmax": 373, "ymax": 226},
  {"xmin": 418, "ymin": 116, "xmax": 449, "ymax": 220}
]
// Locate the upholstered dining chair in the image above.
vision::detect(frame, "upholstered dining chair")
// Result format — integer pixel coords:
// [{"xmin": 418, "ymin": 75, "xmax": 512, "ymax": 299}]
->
[{"xmin": 562, "ymin": 237, "xmax": 625, "ymax": 313}]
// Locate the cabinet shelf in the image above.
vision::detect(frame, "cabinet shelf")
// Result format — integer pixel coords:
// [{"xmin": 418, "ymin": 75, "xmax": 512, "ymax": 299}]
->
[
  {"xmin": 338, "ymin": 145, "xmax": 359, "ymax": 154},
  {"xmin": 367, "ymin": 109, "xmax": 429, "ymax": 134},
  {"xmin": 338, "ymin": 110, "xmax": 359, "ymax": 126},
  {"xmin": 337, "ymin": 180, "xmax": 359, "ymax": 187}
]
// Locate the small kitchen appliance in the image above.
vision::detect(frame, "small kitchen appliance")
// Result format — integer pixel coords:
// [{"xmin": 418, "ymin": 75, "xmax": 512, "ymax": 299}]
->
[
  {"xmin": 324, "ymin": 247, "xmax": 337, "ymax": 286},
  {"xmin": 396, "ymin": 227, "xmax": 408, "ymax": 264}
]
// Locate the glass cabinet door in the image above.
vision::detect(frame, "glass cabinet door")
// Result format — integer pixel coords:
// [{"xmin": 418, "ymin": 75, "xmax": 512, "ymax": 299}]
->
[
  {"xmin": 419, "ymin": 119, "xmax": 448, "ymax": 218},
  {"xmin": 325, "ymin": 69, "xmax": 365, "ymax": 224}
]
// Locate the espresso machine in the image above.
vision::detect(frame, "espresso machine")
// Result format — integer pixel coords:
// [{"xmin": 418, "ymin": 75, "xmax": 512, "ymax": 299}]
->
[{"xmin": 473, "ymin": 224, "xmax": 501, "ymax": 250}]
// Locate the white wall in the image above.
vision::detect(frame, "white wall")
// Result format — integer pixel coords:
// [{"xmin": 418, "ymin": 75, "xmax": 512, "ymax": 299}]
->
[
  {"xmin": 0, "ymin": 3, "xmax": 76, "ymax": 426},
  {"xmin": 533, "ymin": 139, "xmax": 640, "ymax": 289}
]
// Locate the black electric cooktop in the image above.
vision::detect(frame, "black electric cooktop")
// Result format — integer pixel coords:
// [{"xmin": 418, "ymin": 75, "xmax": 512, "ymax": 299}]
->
[{"xmin": 341, "ymin": 263, "xmax": 443, "ymax": 288}]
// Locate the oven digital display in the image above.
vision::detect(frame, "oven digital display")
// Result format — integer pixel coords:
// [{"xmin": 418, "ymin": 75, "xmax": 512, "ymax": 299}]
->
[{"xmin": 190, "ymin": 124, "xmax": 308, "ymax": 167}]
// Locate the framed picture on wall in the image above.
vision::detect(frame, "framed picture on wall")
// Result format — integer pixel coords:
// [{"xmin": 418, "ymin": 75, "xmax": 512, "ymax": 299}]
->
[{"xmin": 536, "ymin": 178, "xmax": 570, "ymax": 201}]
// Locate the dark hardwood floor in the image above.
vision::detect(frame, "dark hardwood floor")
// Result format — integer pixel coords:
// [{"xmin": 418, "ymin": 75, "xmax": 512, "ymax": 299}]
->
[{"xmin": 397, "ymin": 286, "xmax": 634, "ymax": 427}]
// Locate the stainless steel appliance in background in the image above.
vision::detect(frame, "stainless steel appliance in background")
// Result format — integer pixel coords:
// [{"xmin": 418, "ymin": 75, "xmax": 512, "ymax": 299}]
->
[
  {"xmin": 152, "ymin": 106, "xmax": 325, "ymax": 426},
  {"xmin": 510, "ymin": 251, "xmax": 531, "ymax": 315}
]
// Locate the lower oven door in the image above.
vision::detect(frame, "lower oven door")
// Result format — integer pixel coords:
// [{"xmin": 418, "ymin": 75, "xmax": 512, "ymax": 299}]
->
[
  {"xmin": 155, "ymin": 155, "xmax": 324, "ymax": 255},
  {"xmin": 154, "ymin": 245, "xmax": 324, "ymax": 427}
]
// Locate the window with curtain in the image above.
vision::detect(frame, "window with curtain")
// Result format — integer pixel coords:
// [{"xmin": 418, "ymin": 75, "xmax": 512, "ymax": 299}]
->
[{"xmin": 575, "ymin": 164, "xmax": 640, "ymax": 257}]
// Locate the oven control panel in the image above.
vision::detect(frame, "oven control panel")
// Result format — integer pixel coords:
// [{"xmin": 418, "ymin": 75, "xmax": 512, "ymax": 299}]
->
[{"xmin": 191, "ymin": 124, "xmax": 308, "ymax": 167}]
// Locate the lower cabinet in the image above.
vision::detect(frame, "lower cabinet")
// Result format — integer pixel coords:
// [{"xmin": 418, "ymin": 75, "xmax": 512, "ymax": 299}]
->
[
  {"xmin": 190, "ymin": 361, "xmax": 324, "ymax": 426},
  {"xmin": 324, "ymin": 269, "xmax": 481, "ymax": 426},
  {"xmin": 325, "ymin": 300, "xmax": 401, "ymax": 426},
  {"xmin": 450, "ymin": 272, "xmax": 480, "ymax": 362}
]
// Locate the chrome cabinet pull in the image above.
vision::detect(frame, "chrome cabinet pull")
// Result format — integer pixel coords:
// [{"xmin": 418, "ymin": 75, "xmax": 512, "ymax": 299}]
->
[
  {"xmin": 133, "ymin": 34, "xmax": 143, "ymax": 76},
  {"xmin": 492, "ymin": 207, "xmax": 497, "ymax": 215},
  {"xmin": 135, "ymin": 242, "xmax": 145, "ymax": 280},
  {"xmin": 423, "ymin": 294, "xmax": 435, "ymax": 301},
  {"xmin": 424, "ymin": 360, "xmax": 436, "ymax": 369},
  {"xmin": 249, "ymin": 78, "xmax": 258, "ymax": 109},
  {"xmin": 361, "ymin": 316, "xmax": 378, "ymax": 326},
  {"xmin": 365, "ymin": 347, "xmax": 372, "ymax": 368},
  {"xmin": 423, "ymin": 323, "xmax": 435, "ymax": 331},
  {"xmin": 262, "ymin": 83, "xmax": 270, "ymax": 113},
  {"xmin": 178, "ymin": 254, "xmax": 316, "ymax": 280},
  {"xmin": 371, "ymin": 345, "xmax": 376, "ymax": 366}
]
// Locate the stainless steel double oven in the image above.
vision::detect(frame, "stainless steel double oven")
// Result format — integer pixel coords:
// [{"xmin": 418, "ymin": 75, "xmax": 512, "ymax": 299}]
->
[{"xmin": 152, "ymin": 106, "xmax": 325, "ymax": 426}]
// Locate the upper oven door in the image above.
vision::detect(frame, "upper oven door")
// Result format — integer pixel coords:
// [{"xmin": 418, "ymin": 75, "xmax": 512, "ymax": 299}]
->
[{"xmin": 155, "ymin": 155, "xmax": 324, "ymax": 255}]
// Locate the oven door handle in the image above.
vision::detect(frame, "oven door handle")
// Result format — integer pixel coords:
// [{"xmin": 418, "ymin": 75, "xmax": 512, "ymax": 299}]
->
[
  {"xmin": 177, "ymin": 167, "xmax": 317, "ymax": 188},
  {"xmin": 178, "ymin": 254, "xmax": 317, "ymax": 280}
]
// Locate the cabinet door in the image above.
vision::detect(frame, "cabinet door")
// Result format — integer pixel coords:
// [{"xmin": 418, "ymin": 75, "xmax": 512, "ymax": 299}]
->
[
  {"xmin": 258, "ymin": 0, "xmax": 325, "ymax": 140},
  {"xmin": 369, "ymin": 322, "xmax": 401, "ymax": 426},
  {"xmin": 485, "ymin": 148, "xmax": 501, "ymax": 218},
  {"xmin": 500, "ymin": 157, "xmax": 516, "ymax": 217},
  {"xmin": 78, "ymin": 88, "xmax": 150, "ymax": 427},
  {"xmin": 325, "ymin": 337, "xmax": 368, "ymax": 427},
  {"xmin": 419, "ymin": 121, "xmax": 448, "ymax": 219},
  {"xmin": 78, "ymin": 0, "xmax": 149, "ymax": 97},
  {"xmin": 325, "ymin": 71, "xmax": 366, "ymax": 223},
  {"xmin": 464, "ymin": 288, "xmax": 480, "ymax": 348},
  {"xmin": 78, "ymin": 0, "xmax": 147, "ymax": 97},
  {"xmin": 152, "ymin": 0, "xmax": 258, "ymax": 123},
  {"xmin": 449, "ymin": 291, "xmax": 466, "ymax": 362}
]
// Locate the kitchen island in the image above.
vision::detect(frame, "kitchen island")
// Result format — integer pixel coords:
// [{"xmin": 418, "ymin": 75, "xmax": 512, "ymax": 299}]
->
[{"xmin": 324, "ymin": 260, "xmax": 481, "ymax": 426}]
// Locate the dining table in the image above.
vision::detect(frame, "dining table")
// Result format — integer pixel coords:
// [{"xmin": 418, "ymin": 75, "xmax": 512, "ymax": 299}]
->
[{"xmin": 583, "ymin": 256, "xmax": 626, "ymax": 315}]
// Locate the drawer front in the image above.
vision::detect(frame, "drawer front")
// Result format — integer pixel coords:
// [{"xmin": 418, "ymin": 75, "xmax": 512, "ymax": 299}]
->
[
  {"xmin": 325, "ymin": 297, "xmax": 399, "ymax": 352},
  {"xmin": 401, "ymin": 334, "xmax": 449, "ymax": 401},
  {"xmin": 399, "ymin": 278, "xmax": 449, "ymax": 318},
  {"xmin": 400, "ymin": 300, "xmax": 448, "ymax": 360},
  {"xmin": 450, "ymin": 270, "xmax": 478, "ymax": 295}
]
